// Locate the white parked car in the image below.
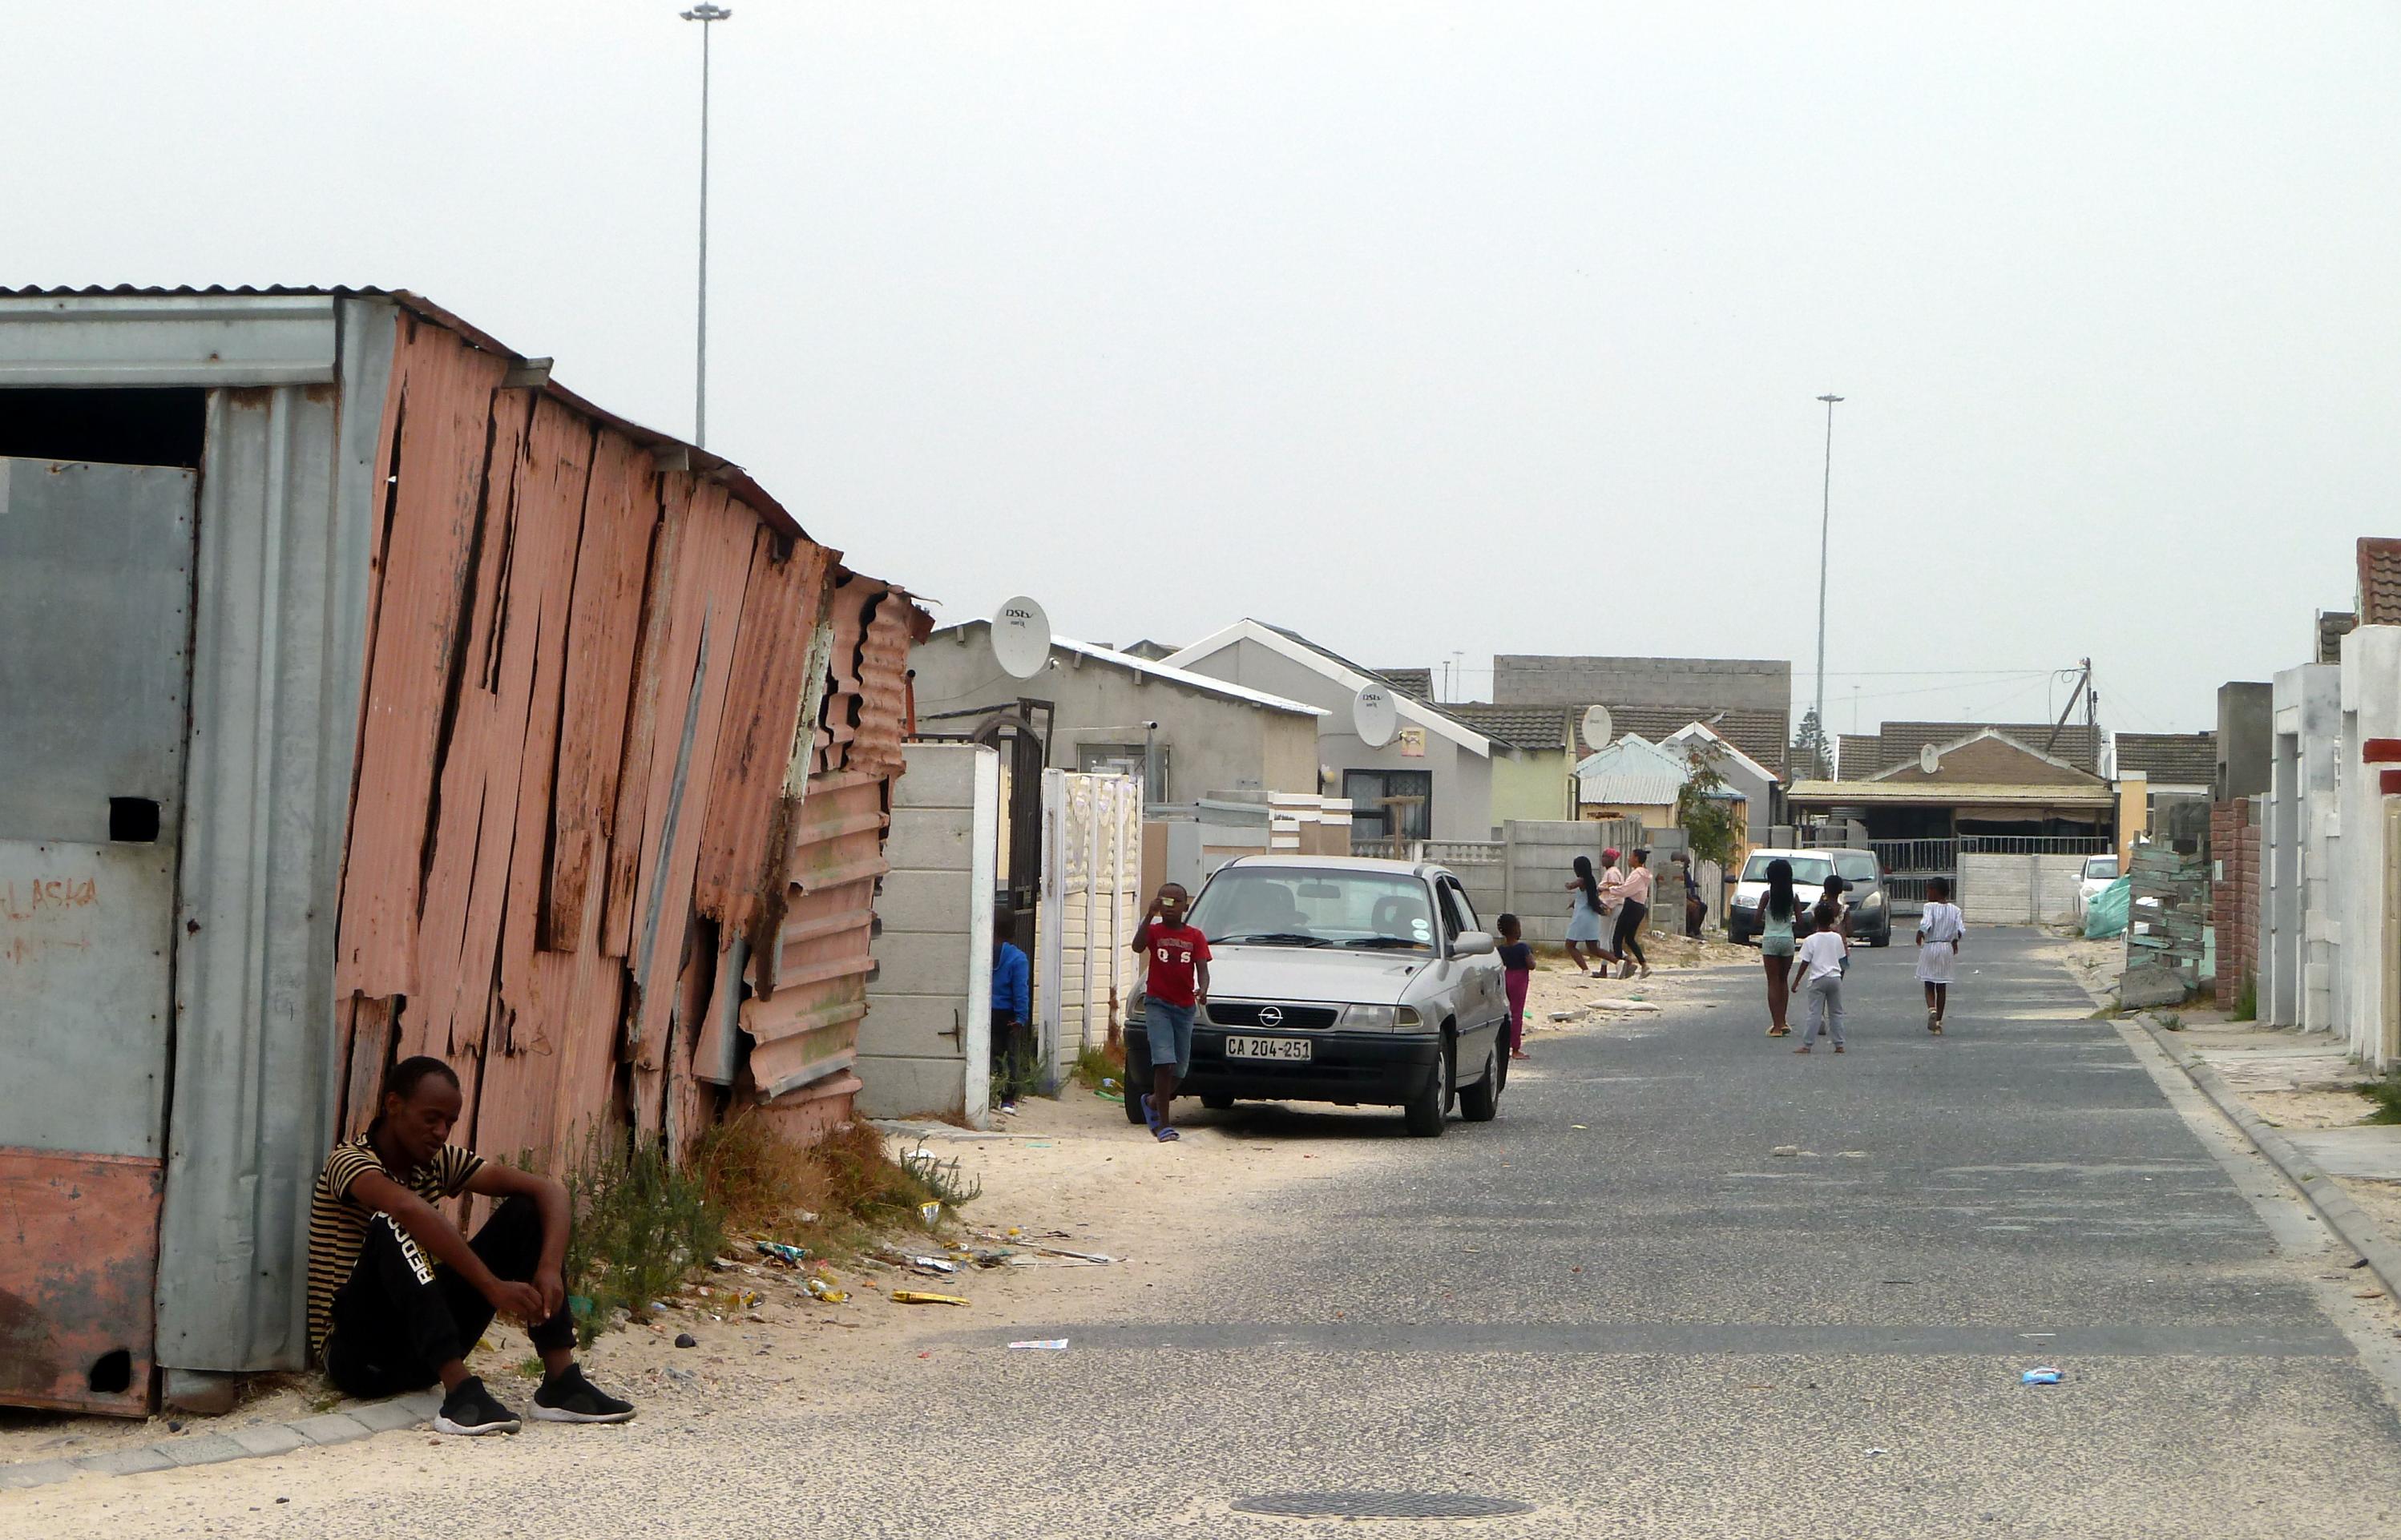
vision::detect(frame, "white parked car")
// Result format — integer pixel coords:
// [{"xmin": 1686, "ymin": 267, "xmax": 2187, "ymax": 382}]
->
[
  {"xmin": 2071, "ymin": 854, "xmax": 2121, "ymax": 922},
  {"xmin": 1725, "ymin": 849, "xmax": 1834, "ymax": 947},
  {"xmin": 1126, "ymin": 856, "xmax": 1508, "ymax": 1137}
]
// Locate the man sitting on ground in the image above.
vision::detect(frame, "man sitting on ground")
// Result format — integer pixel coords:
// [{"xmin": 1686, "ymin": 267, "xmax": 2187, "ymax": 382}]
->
[{"xmin": 307, "ymin": 1055, "xmax": 636, "ymax": 1435}]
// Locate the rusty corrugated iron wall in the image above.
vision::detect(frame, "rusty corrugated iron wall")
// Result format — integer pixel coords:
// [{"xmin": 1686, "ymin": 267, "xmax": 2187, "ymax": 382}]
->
[
  {"xmin": 331, "ymin": 308, "xmax": 926, "ymax": 1163},
  {"xmin": 741, "ymin": 579, "xmax": 931, "ymax": 1143}
]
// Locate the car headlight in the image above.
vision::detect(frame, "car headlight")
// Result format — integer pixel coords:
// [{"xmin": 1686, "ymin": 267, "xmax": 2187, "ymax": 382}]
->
[
  {"xmin": 1341, "ymin": 1004, "xmax": 1395, "ymax": 1029},
  {"xmin": 1862, "ymin": 891, "xmax": 1885, "ymax": 909}
]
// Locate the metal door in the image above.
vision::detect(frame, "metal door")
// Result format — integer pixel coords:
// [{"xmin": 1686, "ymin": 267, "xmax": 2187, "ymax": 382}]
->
[
  {"xmin": 856, "ymin": 744, "xmax": 1001, "ymax": 1123},
  {"xmin": 0, "ymin": 457, "xmax": 196, "ymax": 1413}
]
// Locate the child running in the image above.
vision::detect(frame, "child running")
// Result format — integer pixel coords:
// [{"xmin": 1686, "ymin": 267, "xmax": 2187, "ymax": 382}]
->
[
  {"xmin": 1497, "ymin": 913, "xmax": 1535, "ymax": 1060},
  {"xmin": 1789, "ymin": 899, "xmax": 1850, "ymax": 1053},
  {"xmin": 1915, "ymin": 876, "xmax": 1966, "ymax": 1034}
]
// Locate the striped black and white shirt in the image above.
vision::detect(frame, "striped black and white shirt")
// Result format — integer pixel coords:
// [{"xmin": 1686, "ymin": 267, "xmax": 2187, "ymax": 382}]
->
[{"xmin": 305, "ymin": 1134, "xmax": 484, "ymax": 1364}]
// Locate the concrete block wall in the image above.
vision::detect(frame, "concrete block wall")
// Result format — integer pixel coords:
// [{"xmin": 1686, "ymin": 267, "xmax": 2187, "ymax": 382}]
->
[
  {"xmin": 1958, "ymin": 852, "xmax": 2087, "ymax": 925},
  {"xmin": 2212, "ymin": 798, "xmax": 2262, "ymax": 1005},
  {"xmin": 1499, "ymin": 818, "xmax": 1646, "ymax": 943},
  {"xmin": 1493, "ymin": 655, "xmax": 1790, "ymax": 711}
]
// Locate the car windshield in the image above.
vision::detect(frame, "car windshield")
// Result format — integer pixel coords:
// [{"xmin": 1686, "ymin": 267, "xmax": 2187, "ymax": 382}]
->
[
  {"xmin": 2085, "ymin": 857, "xmax": 2120, "ymax": 880},
  {"xmin": 1741, "ymin": 854, "xmax": 1834, "ymax": 885},
  {"xmin": 1835, "ymin": 854, "xmax": 1878, "ymax": 881},
  {"xmin": 1189, "ymin": 867, "xmax": 1436, "ymax": 951}
]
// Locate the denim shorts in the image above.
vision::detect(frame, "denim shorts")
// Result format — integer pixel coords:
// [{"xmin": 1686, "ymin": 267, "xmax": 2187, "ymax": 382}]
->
[{"xmin": 1144, "ymin": 1001, "xmax": 1197, "ymax": 1077}]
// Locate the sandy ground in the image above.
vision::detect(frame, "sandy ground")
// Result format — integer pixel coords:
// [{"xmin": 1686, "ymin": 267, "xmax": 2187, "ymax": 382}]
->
[{"xmin": 1, "ymin": 937, "xmax": 1759, "ymax": 1521}]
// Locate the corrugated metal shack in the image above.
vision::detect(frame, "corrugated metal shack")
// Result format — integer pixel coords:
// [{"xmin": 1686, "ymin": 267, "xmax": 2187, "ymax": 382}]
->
[{"xmin": 0, "ymin": 288, "xmax": 929, "ymax": 1414}]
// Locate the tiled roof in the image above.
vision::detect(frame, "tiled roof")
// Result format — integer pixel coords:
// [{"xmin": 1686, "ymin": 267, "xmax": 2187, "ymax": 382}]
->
[
  {"xmin": 2112, "ymin": 732, "xmax": 2216, "ymax": 788},
  {"xmin": 1583, "ymin": 705, "xmax": 1788, "ymax": 772},
  {"xmin": 1845, "ymin": 721, "xmax": 2101, "ymax": 776},
  {"xmin": 2318, "ymin": 611, "xmax": 2357, "ymax": 665},
  {"xmin": 1447, "ymin": 703, "xmax": 1574, "ymax": 751},
  {"xmin": 2359, "ymin": 538, "xmax": 2401, "ymax": 626},
  {"xmin": 1374, "ymin": 667, "xmax": 1435, "ymax": 700}
]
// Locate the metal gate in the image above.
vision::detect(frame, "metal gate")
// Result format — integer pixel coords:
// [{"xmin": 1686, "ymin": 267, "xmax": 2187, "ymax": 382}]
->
[{"xmin": 0, "ymin": 458, "xmax": 196, "ymax": 1413}]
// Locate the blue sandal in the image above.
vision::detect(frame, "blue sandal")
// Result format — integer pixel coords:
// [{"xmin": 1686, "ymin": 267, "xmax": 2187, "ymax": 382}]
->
[
  {"xmin": 1154, "ymin": 1125, "xmax": 1180, "ymax": 1141},
  {"xmin": 1140, "ymin": 1094, "xmax": 1161, "ymax": 1133}
]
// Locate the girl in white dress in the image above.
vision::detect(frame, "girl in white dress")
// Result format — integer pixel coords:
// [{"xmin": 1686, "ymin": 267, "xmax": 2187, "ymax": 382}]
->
[{"xmin": 1915, "ymin": 877, "xmax": 1965, "ymax": 1034}]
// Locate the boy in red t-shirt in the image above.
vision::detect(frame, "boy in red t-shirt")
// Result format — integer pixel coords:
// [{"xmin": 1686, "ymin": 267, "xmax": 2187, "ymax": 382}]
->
[{"xmin": 1132, "ymin": 882, "xmax": 1211, "ymax": 1142}]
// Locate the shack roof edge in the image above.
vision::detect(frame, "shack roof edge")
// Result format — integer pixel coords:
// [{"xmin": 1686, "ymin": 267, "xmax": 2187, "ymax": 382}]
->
[{"xmin": 0, "ymin": 284, "xmax": 814, "ymax": 547}]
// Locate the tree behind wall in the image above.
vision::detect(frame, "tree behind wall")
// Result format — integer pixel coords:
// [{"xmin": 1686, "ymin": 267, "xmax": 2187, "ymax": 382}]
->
[
  {"xmin": 1675, "ymin": 743, "xmax": 1742, "ymax": 869},
  {"xmin": 1790, "ymin": 708, "xmax": 1832, "ymax": 780}
]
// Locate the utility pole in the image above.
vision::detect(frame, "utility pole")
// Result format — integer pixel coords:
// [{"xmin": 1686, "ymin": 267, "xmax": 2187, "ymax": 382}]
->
[
  {"xmin": 2044, "ymin": 657, "xmax": 2093, "ymax": 760},
  {"xmin": 1814, "ymin": 393, "xmax": 1844, "ymax": 752},
  {"xmin": 681, "ymin": 2, "xmax": 733, "ymax": 447}
]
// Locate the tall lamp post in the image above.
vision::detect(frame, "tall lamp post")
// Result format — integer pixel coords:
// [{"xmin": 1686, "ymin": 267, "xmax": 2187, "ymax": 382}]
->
[
  {"xmin": 1813, "ymin": 392, "xmax": 1844, "ymax": 774},
  {"xmin": 680, "ymin": 3, "xmax": 733, "ymax": 448}
]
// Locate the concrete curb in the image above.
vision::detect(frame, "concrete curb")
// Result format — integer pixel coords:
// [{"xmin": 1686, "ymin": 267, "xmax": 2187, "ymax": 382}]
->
[
  {"xmin": 2137, "ymin": 1016, "xmax": 2401, "ymax": 1307},
  {"xmin": 0, "ymin": 1389, "xmax": 440, "ymax": 1492}
]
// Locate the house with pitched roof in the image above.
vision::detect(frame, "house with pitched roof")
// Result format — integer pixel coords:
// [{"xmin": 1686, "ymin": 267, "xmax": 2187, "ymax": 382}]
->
[
  {"xmin": 910, "ymin": 621, "xmax": 1326, "ymax": 801},
  {"xmin": 1160, "ymin": 622, "xmax": 1499, "ymax": 842},
  {"xmin": 1789, "ymin": 728, "xmax": 2117, "ymax": 841}
]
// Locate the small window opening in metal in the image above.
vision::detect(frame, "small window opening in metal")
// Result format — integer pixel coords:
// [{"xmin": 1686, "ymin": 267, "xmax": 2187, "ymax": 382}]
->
[
  {"xmin": 110, "ymin": 797, "xmax": 162, "ymax": 843},
  {"xmin": 87, "ymin": 1349, "xmax": 133, "ymax": 1396},
  {"xmin": 0, "ymin": 388, "xmax": 208, "ymax": 468}
]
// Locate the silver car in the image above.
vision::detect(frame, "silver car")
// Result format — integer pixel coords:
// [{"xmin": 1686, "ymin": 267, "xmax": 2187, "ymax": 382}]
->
[{"xmin": 1125, "ymin": 856, "xmax": 1509, "ymax": 1137}]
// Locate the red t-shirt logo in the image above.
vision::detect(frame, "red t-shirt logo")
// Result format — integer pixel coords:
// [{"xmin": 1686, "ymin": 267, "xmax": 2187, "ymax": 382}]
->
[{"xmin": 1138, "ymin": 922, "xmax": 1211, "ymax": 1007}]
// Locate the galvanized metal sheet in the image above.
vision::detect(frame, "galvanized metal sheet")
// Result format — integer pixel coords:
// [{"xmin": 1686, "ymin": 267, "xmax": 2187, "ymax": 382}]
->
[
  {"xmin": 0, "ymin": 458, "xmax": 196, "ymax": 845},
  {"xmin": 0, "ymin": 841, "xmax": 176, "ymax": 1157},
  {"xmin": 0, "ymin": 293, "xmax": 337, "ymax": 386},
  {"xmin": 152, "ymin": 308, "xmax": 385, "ymax": 1375}
]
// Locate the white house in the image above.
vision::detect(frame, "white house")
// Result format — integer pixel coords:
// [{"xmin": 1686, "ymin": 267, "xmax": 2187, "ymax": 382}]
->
[{"xmin": 1161, "ymin": 620, "xmax": 1498, "ymax": 843}]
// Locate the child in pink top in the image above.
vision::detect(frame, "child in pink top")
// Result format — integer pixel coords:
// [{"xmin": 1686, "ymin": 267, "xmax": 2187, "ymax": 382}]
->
[{"xmin": 1497, "ymin": 913, "xmax": 1534, "ymax": 1059}]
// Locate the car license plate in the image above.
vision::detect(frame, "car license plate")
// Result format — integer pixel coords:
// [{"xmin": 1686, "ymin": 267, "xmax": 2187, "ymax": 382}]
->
[{"xmin": 1225, "ymin": 1035, "xmax": 1312, "ymax": 1062}]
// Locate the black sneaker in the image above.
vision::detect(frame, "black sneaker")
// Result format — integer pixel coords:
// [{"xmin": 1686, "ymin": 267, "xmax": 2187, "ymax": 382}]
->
[
  {"xmin": 433, "ymin": 1376, "xmax": 522, "ymax": 1437},
  {"xmin": 531, "ymin": 1365, "xmax": 637, "ymax": 1424}
]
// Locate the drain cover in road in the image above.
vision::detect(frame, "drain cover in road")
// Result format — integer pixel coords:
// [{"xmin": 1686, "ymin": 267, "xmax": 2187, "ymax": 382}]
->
[{"xmin": 1233, "ymin": 1493, "xmax": 1534, "ymax": 1519}]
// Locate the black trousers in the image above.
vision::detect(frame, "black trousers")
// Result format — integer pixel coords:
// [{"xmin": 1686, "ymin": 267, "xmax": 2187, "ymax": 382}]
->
[
  {"xmin": 324, "ymin": 1194, "xmax": 573, "ymax": 1398},
  {"xmin": 991, "ymin": 1015, "xmax": 1038, "ymax": 1099},
  {"xmin": 1612, "ymin": 901, "xmax": 1649, "ymax": 967}
]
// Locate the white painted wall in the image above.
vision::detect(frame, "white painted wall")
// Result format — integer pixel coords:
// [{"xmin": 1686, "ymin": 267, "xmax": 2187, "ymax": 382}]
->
[
  {"xmin": 2264, "ymin": 663, "xmax": 2340, "ymax": 1033},
  {"xmin": 2334, "ymin": 627, "xmax": 2401, "ymax": 1070}
]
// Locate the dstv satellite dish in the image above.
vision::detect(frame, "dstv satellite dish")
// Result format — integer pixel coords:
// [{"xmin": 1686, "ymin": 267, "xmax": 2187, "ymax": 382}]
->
[
  {"xmin": 1353, "ymin": 685, "xmax": 1400, "ymax": 748},
  {"xmin": 1580, "ymin": 704, "xmax": 1614, "ymax": 750},
  {"xmin": 990, "ymin": 596, "xmax": 1051, "ymax": 679},
  {"xmin": 1919, "ymin": 743, "xmax": 1941, "ymax": 774}
]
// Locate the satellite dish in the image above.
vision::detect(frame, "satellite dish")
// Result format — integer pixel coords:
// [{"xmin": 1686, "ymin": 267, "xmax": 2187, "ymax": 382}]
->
[
  {"xmin": 990, "ymin": 596, "xmax": 1052, "ymax": 679},
  {"xmin": 1353, "ymin": 685, "xmax": 1400, "ymax": 748},
  {"xmin": 1919, "ymin": 743, "xmax": 1941, "ymax": 775},
  {"xmin": 1580, "ymin": 704, "xmax": 1614, "ymax": 751}
]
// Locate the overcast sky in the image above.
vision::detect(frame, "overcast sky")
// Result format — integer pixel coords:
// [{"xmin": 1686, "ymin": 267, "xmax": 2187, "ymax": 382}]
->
[{"xmin": 9, "ymin": 2, "xmax": 2395, "ymax": 736}]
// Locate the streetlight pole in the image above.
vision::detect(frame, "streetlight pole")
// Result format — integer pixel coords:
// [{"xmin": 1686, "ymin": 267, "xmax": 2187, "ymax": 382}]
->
[
  {"xmin": 1813, "ymin": 392, "xmax": 1844, "ymax": 772},
  {"xmin": 680, "ymin": 3, "xmax": 732, "ymax": 448}
]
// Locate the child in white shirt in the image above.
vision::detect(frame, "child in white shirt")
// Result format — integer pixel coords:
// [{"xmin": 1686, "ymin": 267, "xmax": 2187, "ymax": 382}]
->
[
  {"xmin": 1789, "ymin": 900, "xmax": 1850, "ymax": 1053},
  {"xmin": 1915, "ymin": 876, "xmax": 1966, "ymax": 1034}
]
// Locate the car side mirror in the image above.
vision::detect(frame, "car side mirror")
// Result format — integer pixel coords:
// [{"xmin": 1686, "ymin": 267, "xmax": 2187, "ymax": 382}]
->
[{"xmin": 1453, "ymin": 930, "xmax": 1495, "ymax": 957}]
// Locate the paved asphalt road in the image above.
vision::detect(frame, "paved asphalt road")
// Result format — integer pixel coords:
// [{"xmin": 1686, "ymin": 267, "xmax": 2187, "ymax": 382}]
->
[{"xmin": 52, "ymin": 930, "xmax": 2401, "ymax": 1538}]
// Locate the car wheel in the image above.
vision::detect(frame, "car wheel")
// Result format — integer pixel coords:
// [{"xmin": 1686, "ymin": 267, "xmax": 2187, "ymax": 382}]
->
[
  {"xmin": 1870, "ymin": 929, "xmax": 1891, "ymax": 948},
  {"xmin": 1122, "ymin": 1073, "xmax": 1149, "ymax": 1125},
  {"xmin": 1459, "ymin": 1038, "xmax": 1500, "ymax": 1123},
  {"xmin": 1200, "ymin": 1092, "xmax": 1234, "ymax": 1111},
  {"xmin": 1402, "ymin": 1047, "xmax": 1449, "ymax": 1139}
]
